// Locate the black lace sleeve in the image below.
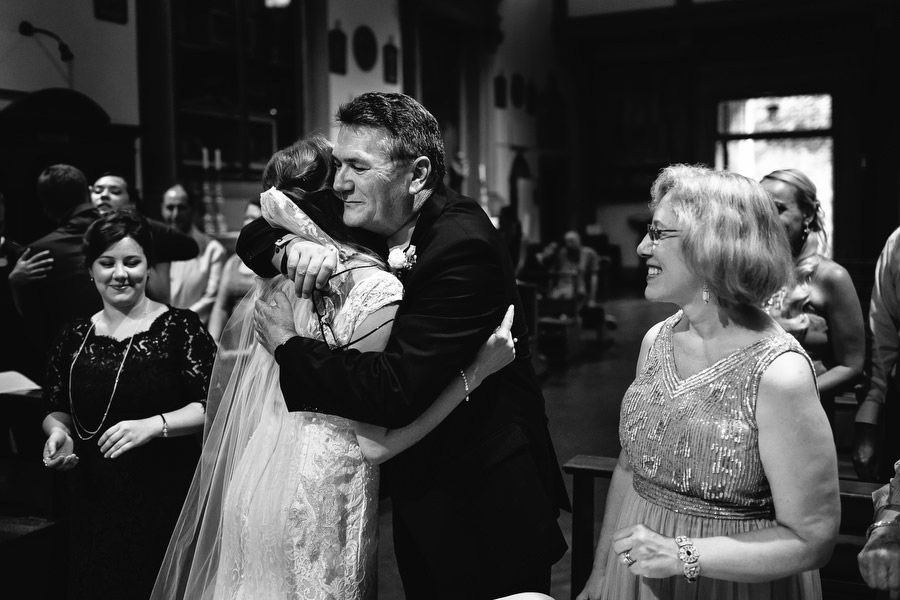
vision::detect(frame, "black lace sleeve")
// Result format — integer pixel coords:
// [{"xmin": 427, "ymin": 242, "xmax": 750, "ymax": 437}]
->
[
  {"xmin": 170, "ymin": 309, "xmax": 217, "ymax": 405},
  {"xmin": 43, "ymin": 320, "xmax": 87, "ymax": 415}
]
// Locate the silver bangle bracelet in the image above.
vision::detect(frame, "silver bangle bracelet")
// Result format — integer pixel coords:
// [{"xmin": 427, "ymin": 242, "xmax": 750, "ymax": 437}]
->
[
  {"xmin": 675, "ymin": 535, "xmax": 700, "ymax": 583},
  {"xmin": 866, "ymin": 519, "xmax": 900, "ymax": 539}
]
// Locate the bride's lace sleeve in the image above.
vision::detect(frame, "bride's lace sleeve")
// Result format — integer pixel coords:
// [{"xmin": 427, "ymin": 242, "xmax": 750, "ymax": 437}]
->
[{"xmin": 333, "ymin": 270, "xmax": 403, "ymax": 343}]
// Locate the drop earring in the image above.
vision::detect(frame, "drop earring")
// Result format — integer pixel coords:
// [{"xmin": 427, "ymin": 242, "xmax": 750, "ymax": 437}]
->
[{"xmin": 702, "ymin": 283, "xmax": 710, "ymax": 304}]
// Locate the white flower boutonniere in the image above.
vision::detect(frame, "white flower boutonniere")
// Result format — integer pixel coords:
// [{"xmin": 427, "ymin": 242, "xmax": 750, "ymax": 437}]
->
[{"xmin": 388, "ymin": 244, "xmax": 417, "ymax": 275}]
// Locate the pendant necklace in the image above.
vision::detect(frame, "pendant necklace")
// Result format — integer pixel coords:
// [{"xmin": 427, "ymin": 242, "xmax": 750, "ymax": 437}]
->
[{"xmin": 68, "ymin": 301, "xmax": 150, "ymax": 441}]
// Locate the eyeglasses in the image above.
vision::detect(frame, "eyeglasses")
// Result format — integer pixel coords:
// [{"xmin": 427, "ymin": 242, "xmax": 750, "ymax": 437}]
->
[{"xmin": 647, "ymin": 224, "xmax": 680, "ymax": 243}]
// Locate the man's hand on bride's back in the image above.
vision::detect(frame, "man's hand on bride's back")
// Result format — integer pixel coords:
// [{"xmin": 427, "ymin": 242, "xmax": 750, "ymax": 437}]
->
[
  {"xmin": 471, "ymin": 305, "xmax": 517, "ymax": 387},
  {"xmin": 254, "ymin": 290, "xmax": 298, "ymax": 354},
  {"xmin": 282, "ymin": 240, "xmax": 339, "ymax": 300}
]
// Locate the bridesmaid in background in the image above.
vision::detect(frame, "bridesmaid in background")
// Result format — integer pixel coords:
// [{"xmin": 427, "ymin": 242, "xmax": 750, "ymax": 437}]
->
[{"xmin": 760, "ymin": 168, "xmax": 865, "ymax": 430}]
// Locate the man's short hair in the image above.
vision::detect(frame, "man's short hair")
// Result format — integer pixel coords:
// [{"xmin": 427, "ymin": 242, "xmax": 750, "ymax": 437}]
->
[
  {"xmin": 649, "ymin": 164, "xmax": 792, "ymax": 309},
  {"xmin": 164, "ymin": 183, "xmax": 199, "ymax": 212},
  {"xmin": 336, "ymin": 92, "xmax": 446, "ymax": 189},
  {"xmin": 37, "ymin": 164, "xmax": 89, "ymax": 223}
]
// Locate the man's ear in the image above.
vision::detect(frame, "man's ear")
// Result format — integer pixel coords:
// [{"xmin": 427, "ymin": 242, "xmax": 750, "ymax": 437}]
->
[{"xmin": 408, "ymin": 157, "xmax": 432, "ymax": 195}]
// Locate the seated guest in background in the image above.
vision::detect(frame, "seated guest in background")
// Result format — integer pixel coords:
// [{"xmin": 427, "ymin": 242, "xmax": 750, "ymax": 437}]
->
[
  {"xmin": 207, "ymin": 196, "xmax": 260, "ymax": 342},
  {"xmin": 856, "ymin": 227, "xmax": 900, "ymax": 482},
  {"xmin": 8, "ymin": 165, "xmax": 102, "ymax": 383},
  {"xmin": 858, "ymin": 459, "xmax": 900, "ymax": 595},
  {"xmin": 91, "ymin": 172, "xmax": 199, "ymax": 302},
  {"xmin": 161, "ymin": 183, "xmax": 226, "ymax": 325},
  {"xmin": 761, "ymin": 168, "xmax": 865, "ymax": 430},
  {"xmin": 548, "ymin": 230, "xmax": 600, "ymax": 308},
  {"xmin": 41, "ymin": 210, "xmax": 215, "ymax": 600},
  {"xmin": 578, "ymin": 164, "xmax": 839, "ymax": 600}
]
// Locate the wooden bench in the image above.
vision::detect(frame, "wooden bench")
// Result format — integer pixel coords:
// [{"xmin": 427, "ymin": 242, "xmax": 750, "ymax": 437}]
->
[{"xmin": 563, "ymin": 454, "xmax": 881, "ymax": 600}]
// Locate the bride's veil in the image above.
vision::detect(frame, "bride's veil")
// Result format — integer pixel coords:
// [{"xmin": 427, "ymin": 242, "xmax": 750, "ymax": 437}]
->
[{"xmin": 150, "ymin": 187, "xmax": 361, "ymax": 599}]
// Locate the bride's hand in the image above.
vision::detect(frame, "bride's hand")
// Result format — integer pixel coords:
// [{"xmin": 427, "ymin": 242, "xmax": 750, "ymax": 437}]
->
[
  {"xmin": 254, "ymin": 290, "xmax": 297, "ymax": 354},
  {"xmin": 471, "ymin": 305, "xmax": 517, "ymax": 386}
]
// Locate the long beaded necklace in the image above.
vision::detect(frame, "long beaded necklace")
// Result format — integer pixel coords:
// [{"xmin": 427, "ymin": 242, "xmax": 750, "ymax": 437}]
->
[{"xmin": 68, "ymin": 301, "xmax": 150, "ymax": 441}]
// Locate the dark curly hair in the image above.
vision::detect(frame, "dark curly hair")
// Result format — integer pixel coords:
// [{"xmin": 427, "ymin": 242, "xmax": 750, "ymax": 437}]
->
[{"xmin": 83, "ymin": 209, "xmax": 155, "ymax": 268}]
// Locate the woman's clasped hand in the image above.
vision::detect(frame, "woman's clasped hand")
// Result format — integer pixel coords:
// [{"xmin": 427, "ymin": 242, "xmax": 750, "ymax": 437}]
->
[{"xmin": 610, "ymin": 525, "xmax": 681, "ymax": 578}]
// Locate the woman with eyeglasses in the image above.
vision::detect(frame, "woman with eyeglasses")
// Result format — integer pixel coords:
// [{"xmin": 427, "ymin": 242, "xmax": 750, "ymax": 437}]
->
[
  {"xmin": 576, "ymin": 164, "xmax": 839, "ymax": 600},
  {"xmin": 152, "ymin": 135, "xmax": 516, "ymax": 599}
]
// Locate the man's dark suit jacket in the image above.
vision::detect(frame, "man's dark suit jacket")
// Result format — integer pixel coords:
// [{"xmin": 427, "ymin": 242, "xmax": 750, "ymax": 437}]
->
[{"xmin": 238, "ymin": 185, "xmax": 570, "ymax": 598}]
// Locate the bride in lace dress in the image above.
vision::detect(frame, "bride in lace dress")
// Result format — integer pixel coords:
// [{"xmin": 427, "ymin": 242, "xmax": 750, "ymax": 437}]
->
[{"xmin": 152, "ymin": 136, "xmax": 515, "ymax": 600}]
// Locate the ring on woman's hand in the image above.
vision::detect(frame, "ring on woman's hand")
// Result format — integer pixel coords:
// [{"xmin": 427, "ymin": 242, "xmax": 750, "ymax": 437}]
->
[{"xmin": 621, "ymin": 550, "xmax": 636, "ymax": 566}]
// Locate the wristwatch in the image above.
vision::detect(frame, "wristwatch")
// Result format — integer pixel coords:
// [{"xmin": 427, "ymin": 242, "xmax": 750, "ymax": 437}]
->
[{"xmin": 274, "ymin": 233, "xmax": 299, "ymax": 253}]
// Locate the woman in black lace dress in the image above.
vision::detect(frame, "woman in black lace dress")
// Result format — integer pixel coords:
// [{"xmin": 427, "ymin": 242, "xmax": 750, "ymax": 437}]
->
[{"xmin": 41, "ymin": 210, "xmax": 216, "ymax": 600}]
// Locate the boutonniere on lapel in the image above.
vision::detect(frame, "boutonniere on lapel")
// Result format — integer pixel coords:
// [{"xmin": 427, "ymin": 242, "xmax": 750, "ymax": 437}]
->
[{"xmin": 388, "ymin": 244, "xmax": 417, "ymax": 278}]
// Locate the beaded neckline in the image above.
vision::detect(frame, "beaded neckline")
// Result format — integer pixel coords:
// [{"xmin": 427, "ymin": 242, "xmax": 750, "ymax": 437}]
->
[{"xmin": 663, "ymin": 311, "xmax": 783, "ymax": 386}]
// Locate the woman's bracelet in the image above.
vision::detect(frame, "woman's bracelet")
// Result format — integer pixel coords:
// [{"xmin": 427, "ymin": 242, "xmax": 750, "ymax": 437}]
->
[
  {"xmin": 675, "ymin": 535, "xmax": 700, "ymax": 583},
  {"xmin": 159, "ymin": 414, "xmax": 169, "ymax": 438},
  {"xmin": 866, "ymin": 519, "xmax": 900, "ymax": 539},
  {"xmin": 459, "ymin": 369, "xmax": 470, "ymax": 402}
]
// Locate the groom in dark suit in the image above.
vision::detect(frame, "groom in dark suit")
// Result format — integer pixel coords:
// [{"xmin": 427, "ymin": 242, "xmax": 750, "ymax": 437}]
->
[{"xmin": 240, "ymin": 91, "xmax": 569, "ymax": 599}]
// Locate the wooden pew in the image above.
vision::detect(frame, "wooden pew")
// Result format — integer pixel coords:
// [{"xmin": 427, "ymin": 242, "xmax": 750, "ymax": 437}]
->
[{"xmin": 563, "ymin": 454, "xmax": 881, "ymax": 600}]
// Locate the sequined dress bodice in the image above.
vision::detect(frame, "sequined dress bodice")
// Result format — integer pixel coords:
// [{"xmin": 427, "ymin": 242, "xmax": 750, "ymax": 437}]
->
[{"xmin": 619, "ymin": 311, "xmax": 809, "ymax": 520}]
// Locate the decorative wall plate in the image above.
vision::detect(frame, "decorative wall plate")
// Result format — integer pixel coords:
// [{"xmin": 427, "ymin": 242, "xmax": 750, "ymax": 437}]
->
[{"xmin": 353, "ymin": 26, "xmax": 377, "ymax": 72}]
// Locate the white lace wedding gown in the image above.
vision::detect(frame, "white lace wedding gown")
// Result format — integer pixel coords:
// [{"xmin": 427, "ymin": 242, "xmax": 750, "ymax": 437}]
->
[{"xmin": 152, "ymin": 188, "xmax": 403, "ymax": 600}]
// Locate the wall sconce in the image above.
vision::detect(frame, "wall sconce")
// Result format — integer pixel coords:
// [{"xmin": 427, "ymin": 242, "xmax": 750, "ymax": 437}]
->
[
  {"xmin": 329, "ymin": 21, "xmax": 347, "ymax": 75},
  {"xmin": 383, "ymin": 35, "xmax": 398, "ymax": 84},
  {"xmin": 19, "ymin": 21, "xmax": 74, "ymax": 62}
]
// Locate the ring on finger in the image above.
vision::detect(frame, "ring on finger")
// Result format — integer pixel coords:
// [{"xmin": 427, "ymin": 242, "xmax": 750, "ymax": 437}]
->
[{"xmin": 621, "ymin": 550, "xmax": 636, "ymax": 566}]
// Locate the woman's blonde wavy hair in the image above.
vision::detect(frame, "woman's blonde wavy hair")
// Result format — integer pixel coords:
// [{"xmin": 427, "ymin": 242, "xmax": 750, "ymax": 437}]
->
[
  {"xmin": 649, "ymin": 164, "xmax": 793, "ymax": 309},
  {"xmin": 761, "ymin": 168, "xmax": 828, "ymax": 317}
]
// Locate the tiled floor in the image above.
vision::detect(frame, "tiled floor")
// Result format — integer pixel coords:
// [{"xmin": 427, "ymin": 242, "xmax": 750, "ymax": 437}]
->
[{"xmin": 376, "ymin": 294, "xmax": 675, "ymax": 600}]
